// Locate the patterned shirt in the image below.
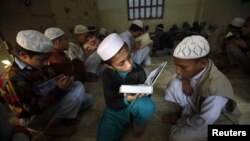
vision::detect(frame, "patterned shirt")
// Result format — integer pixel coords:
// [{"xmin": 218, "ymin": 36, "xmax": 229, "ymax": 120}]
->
[{"xmin": 8, "ymin": 58, "xmax": 67, "ymax": 119}]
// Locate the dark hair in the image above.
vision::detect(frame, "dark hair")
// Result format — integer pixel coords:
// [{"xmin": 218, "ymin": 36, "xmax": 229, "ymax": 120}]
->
[
  {"xmin": 156, "ymin": 24, "xmax": 164, "ymax": 31},
  {"xmin": 129, "ymin": 24, "xmax": 143, "ymax": 32},
  {"xmin": 245, "ymin": 17, "xmax": 250, "ymax": 25},
  {"xmin": 88, "ymin": 26, "xmax": 97, "ymax": 34},
  {"xmin": 104, "ymin": 43, "xmax": 129, "ymax": 65},
  {"xmin": 14, "ymin": 43, "xmax": 44, "ymax": 58}
]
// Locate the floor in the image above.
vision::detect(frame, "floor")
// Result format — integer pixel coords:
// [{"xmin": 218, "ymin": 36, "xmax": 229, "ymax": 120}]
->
[{"xmin": 70, "ymin": 55, "xmax": 250, "ymax": 141}]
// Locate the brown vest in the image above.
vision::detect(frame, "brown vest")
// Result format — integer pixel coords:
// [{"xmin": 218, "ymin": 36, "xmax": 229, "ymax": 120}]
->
[{"xmin": 196, "ymin": 59, "xmax": 241, "ymax": 124}]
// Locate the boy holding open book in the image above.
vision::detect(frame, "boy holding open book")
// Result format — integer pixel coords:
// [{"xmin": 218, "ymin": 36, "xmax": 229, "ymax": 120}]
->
[
  {"xmin": 6, "ymin": 30, "xmax": 86, "ymax": 138},
  {"xmin": 96, "ymin": 33, "xmax": 156, "ymax": 140}
]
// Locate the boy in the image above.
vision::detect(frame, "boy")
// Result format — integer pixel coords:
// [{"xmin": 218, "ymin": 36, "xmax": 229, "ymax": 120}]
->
[
  {"xmin": 96, "ymin": 33, "xmax": 156, "ymax": 141},
  {"xmin": 162, "ymin": 35, "xmax": 241, "ymax": 141},
  {"xmin": 67, "ymin": 24, "xmax": 99, "ymax": 81},
  {"xmin": 152, "ymin": 24, "xmax": 174, "ymax": 56},
  {"xmin": 44, "ymin": 27, "xmax": 94, "ymax": 110},
  {"xmin": 7, "ymin": 30, "xmax": 84, "ymax": 137},
  {"xmin": 225, "ymin": 17, "xmax": 250, "ymax": 74}
]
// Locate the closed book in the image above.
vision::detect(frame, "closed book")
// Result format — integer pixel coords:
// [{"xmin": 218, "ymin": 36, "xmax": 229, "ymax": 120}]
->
[{"xmin": 119, "ymin": 85, "xmax": 153, "ymax": 94}]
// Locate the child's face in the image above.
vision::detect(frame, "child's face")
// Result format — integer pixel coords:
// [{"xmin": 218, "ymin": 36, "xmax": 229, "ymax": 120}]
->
[
  {"xmin": 21, "ymin": 52, "xmax": 51, "ymax": 69},
  {"xmin": 54, "ymin": 35, "xmax": 69, "ymax": 51},
  {"xmin": 174, "ymin": 57, "xmax": 207, "ymax": 80},
  {"xmin": 75, "ymin": 33, "xmax": 88, "ymax": 44},
  {"xmin": 109, "ymin": 47, "xmax": 133, "ymax": 73}
]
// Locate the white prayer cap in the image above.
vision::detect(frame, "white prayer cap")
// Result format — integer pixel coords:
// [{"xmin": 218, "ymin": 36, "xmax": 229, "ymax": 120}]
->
[
  {"xmin": 99, "ymin": 28, "xmax": 107, "ymax": 36},
  {"xmin": 132, "ymin": 20, "xmax": 143, "ymax": 29},
  {"xmin": 230, "ymin": 17, "xmax": 245, "ymax": 27},
  {"xmin": 135, "ymin": 32, "xmax": 153, "ymax": 47},
  {"xmin": 44, "ymin": 27, "xmax": 65, "ymax": 40},
  {"xmin": 16, "ymin": 30, "xmax": 53, "ymax": 53},
  {"xmin": 74, "ymin": 25, "xmax": 89, "ymax": 34},
  {"xmin": 97, "ymin": 33, "xmax": 124, "ymax": 61},
  {"xmin": 173, "ymin": 35, "xmax": 209, "ymax": 59}
]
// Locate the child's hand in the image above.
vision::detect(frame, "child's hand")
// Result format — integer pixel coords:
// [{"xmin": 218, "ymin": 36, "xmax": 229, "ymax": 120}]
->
[
  {"xmin": 182, "ymin": 79, "xmax": 193, "ymax": 96},
  {"xmin": 57, "ymin": 75, "xmax": 73, "ymax": 90},
  {"xmin": 124, "ymin": 93, "xmax": 144, "ymax": 102},
  {"xmin": 233, "ymin": 39, "xmax": 248, "ymax": 49},
  {"xmin": 161, "ymin": 113, "xmax": 179, "ymax": 124}
]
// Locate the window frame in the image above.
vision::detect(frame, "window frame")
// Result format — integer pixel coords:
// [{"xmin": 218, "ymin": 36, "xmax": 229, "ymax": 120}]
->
[{"xmin": 127, "ymin": 0, "xmax": 164, "ymax": 20}]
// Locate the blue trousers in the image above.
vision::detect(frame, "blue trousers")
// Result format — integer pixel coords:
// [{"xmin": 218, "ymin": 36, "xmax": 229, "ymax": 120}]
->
[{"xmin": 96, "ymin": 96, "xmax": 156, "ymax": 141}]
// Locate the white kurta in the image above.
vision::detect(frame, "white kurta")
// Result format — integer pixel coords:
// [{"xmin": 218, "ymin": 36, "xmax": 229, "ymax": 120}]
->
[
  {"xmin": 119, "ymin": 31, "xmax": 151, "ymax": 66},
  {"xmin": 67, "ymin": 42, "xmax": 84, "ymax": 61},
  {"xmin": 84, "ymin": 51, "xmax": 102, "ymax": 74},
  {"xmin": 164, "ymin": 68, "xmax": 228, "ymax": 141},
  {"xmin": 119, "ymin": 30, "xmax": 134, "ymax": 50},
  {"xmin": 132, "ymin": 45, "xmax": 151, "ymax": 66}
]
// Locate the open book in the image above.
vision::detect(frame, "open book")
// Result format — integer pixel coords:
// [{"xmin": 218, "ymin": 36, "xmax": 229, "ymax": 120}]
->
[
  {"xmin": 119, "ymin": 61, "xmax": 167, "ymax": 95},
  {"xmin": 224, "ymin": 32, "xmax": 240, "ymax": 40},
  {"xmin": 34, "ymin": 74, "xmax": 64, "ymax": 96}
]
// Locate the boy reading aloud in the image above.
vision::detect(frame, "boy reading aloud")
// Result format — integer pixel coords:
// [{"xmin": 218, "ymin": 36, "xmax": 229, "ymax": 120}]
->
[
  {"xmin": 96, "ymin": 33, "xmax": 156, "ymax": 141},
  {"xmin": 7, "ymin": 30, "xmax": 85, "ymax": 137}
]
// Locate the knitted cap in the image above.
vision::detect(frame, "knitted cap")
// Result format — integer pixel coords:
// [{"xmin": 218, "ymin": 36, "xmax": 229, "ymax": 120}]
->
[
  {"xmin": 44, "ymin": 27, "xmax": 65, "ymax": 40},
  {"xmin": 16, "ymin": 30, "xmax": 53, "ymax": 53},
  {"xmin": 173, "ymin": 35, "xmax": 209, "ymax": 59}
]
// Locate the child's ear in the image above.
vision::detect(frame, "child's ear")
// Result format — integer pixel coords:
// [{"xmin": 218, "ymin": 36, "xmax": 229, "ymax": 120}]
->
[
  {"xmin": 19, "ymin": 51, "xmax": 29, "ymax": 59},
  {"xmin": 200, "ymin": 58, "xmax": 208, "ymax": 68}
]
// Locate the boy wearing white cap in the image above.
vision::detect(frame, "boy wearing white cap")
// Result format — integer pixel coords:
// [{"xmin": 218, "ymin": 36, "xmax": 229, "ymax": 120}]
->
[
  {"xmin": 67, "ymin": 24, "xmax": 99, "ymax": 81},
  {"xmin": 162, "ymin": 35, "xmax": 241, "ymax": 141},
  {"xmin": 67, "ymin": 24, "xmax": 88, "ymax": 61},
  {"xmin": 119, "ymin": 20, "xmax": 144, "ymax": 50},
  {"xmin": 44, "ymin": 27, "xmax": 94, "ymax": 109},
  {"xmin": 7, "ymin": 30, "xmax": 83, "ymax": 137},
  {"xmin": 209, "ymin": 17, "xmax": 245, "ymax": 69},
  {"xmin": 96, "ymin": 33, "xmax": 156, "ymax": 141},
  {"xmin": 120, "ymin": 20, "xmax": 152, "ymax": 71},
  {"xmin": 225, "ymin": 17, "xmax": 250, "ymax": 74}
]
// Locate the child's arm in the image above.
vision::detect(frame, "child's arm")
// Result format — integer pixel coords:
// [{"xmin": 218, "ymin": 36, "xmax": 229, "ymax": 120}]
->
[{"xmin": 102, "ymin": 71, "xmax": 128, "ymax": 111}]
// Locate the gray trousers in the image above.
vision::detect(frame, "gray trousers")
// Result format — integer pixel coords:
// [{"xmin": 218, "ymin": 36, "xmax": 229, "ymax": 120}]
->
[{"xmin": 23, "ymin": 81, "xmax": 94, "ymax": 131}]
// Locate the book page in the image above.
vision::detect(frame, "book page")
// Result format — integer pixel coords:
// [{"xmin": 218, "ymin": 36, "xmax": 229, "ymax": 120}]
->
[
  {"xmin": 34, "ymin": 74, "xmax": 64, "ymax": 96},
  {"xmin": 119, "ymin": 61, "xmax": 167, "ymax": 95},
  {"xmin": 144, "ymin": 61, "xmax": 167, "ymax": 85}
]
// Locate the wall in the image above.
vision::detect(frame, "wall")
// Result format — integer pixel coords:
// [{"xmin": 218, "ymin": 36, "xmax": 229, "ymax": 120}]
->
[
  {"xmin": 0, "ymin": 0, "xmax": 55, "ymax": 46},
  {"xmin": 98, "ymin": 0, "xmax": 199, "ymax": 33},
  {"xmin": 201, "ymin": 0, "xmax": 250, "ymax": 27},
  {"xmin": 98, "ymin": 0, "xmax": 250, "ymax": 33},
  {"xmin": 0, "ymin": 0, "xmax": 99, "ymax": 46},
  {"xmin": 49, "ymin": 0, "xmax": 99, "ymax": 39}
]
